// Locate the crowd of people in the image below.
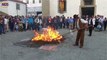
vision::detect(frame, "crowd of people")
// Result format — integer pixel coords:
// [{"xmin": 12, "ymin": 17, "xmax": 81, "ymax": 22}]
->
[
  {"xmin": 0, "ymin": 15, "xmax": 107, "ymax": 35},
  {"xmin": 84, "ymin": 15, "xmax": 107, "ymax": 36}
]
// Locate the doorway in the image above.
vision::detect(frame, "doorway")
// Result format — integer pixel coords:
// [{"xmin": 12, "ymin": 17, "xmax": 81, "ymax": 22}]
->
[{"xmin": 81, "ymin": 7, "xmax": 95, "ymax": 17}]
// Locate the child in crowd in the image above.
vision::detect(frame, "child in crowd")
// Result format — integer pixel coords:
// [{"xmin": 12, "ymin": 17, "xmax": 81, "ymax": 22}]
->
[
  {"xmin": 96, "ymin": 23, "xmax": 102, "ymax": 31},
  {"xmin": 18, "ymin": 21, "xmax": 23, "ymax": 32},
  {"xmin": 15, "ymin": 22, "xmax": 18, "ymax": 31}
]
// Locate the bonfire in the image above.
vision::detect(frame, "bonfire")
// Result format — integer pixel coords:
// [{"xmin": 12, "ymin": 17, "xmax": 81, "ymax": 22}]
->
[{"xmin": 32, "ymin": 26, "xmax": 63, "ymax": 43}]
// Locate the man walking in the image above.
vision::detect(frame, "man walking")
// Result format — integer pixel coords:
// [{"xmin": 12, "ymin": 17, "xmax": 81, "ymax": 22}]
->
[{"xmin": 88, "ymin": 16, "xmax": 95, "ymax": 36}]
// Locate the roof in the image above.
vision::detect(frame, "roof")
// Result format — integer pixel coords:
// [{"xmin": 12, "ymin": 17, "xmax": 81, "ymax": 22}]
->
[
  {"xmin": 0, "ymin": 0, "xmax": 26, "ymax": 4},
  {"xmin": 0, "ymin": 11, "xmax": 8, "ymax": 15},
  {"xmin": 11, "ymin": 0, "xmax": 26, "ymax": 4}
]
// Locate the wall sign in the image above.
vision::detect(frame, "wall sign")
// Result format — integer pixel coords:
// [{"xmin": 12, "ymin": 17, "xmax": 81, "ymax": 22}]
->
[{"xmin": 2, "ymin": 3, "xmax": 8, "ymax": 6}]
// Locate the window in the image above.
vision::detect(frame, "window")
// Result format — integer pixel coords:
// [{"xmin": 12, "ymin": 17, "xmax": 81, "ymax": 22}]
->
[
  {"xmin": 33, "ymin": 0, "xmax": 35, "ymax": 4},
  {"xmin": 27, "ymin": 0, "xmax": 29, "ymax": 4},
  {"xmin": 39, "ymin": 0, "xmax": 41, "ymax": 3},
  {"xmin": 84, "ymin": 0, "xmax": 94, "ymax": 5},
  {"xmin": 16, "ymin": 3, "xmax": 20, "ymax": 10}
]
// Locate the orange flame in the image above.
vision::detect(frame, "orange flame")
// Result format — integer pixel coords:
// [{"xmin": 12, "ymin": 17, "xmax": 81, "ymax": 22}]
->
[{"xmin": 32, "ymin": 26, "xmax": 63, "ymax": 42}]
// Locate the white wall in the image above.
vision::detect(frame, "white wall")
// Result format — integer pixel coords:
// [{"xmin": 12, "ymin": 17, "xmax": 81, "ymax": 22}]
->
[
  {"xmin": 8, "ymin": 1, "xmax": 17, "ymax": 16},
  {"xmin": 49, "ymin": 0, "xmax": 80, "ymax": 17},
  {"xmin": 8, "ymin": 1, "xmax": 26, "ymax": 16},
  {"xmin": 96, "ymin": 0, "xmax": 107, "ymax": 17}
]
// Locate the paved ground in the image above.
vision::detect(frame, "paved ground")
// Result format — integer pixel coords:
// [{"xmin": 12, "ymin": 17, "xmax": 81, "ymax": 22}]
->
[{"xmin": 0, "ymin": 29, "xmax": 107, "ymax": 60}]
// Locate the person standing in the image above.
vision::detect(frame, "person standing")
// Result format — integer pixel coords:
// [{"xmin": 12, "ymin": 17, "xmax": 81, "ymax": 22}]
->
[
  {"xmin": 0, "ymin": 15, "xmax": 3, "ymax": 35},
  {"xmin": 4, "ymin": 16, "xmax": 9, "ymax": 32},
  {"xmin": 42, "ymin": 16, "xmax": 47, "ymax": 28},
  {"xmin": 103, "ymin": 17, "xmax": 107, "ymax": 31},
  {"xmin": 68, "ymin": 17, "xmax": 74, "ymax": 30},
  {"xmin": 1, "ymin": 16, "xmax": 5, "ymax": 34},
  {"xmin": 53, "ymin": 16, "xmax": 58, "ymax": 29},
  {"xmin": 9, "ymin": 17, "xmax": 15, "ymax": 32},
  {"xmin": 59, "ymin": 17, "xmax": 63, "ymax": 28},
  {"xmin": 62, "ymin": 15, "xmax": 66, "ymax": 28},
  {"xmin": 21, "ymin": 16, "xmax": 26, "ymax": 31},
  {"xmin": 28, "ymin": 16, "xmax": 34, "ymax": 30},
  {"xmin": 73, "ymin": 15, "xmax": 88, "ymax": 48},
  {"xmin": 99, "ymin": 16, "xmax": 104, "ymax": 31},
  {"xmin": 88, "ymin": 16, "xmax": 95, "ymax": 36},
  {"xmin": 66, "ymin": 17, "xmax": 70, "ymax": 28}
]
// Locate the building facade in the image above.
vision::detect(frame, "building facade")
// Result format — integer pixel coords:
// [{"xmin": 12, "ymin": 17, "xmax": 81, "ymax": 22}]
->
[
  {"xmin": 0, "ymin": 0, "xmax": 27, "ymax": 16},
  {"xmin": 42, "ymin": 0, "xmax": 107, "ymax": 17},
  {"xmin": 22, "ymin": 0, "xmax": 42, "ymax": 15}
]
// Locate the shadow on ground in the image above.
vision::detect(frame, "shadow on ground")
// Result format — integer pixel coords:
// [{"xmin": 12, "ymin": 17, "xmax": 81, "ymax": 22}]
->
[{"xmin": 13, "ymin": 39, "xmax": 65, "ymax": 48}]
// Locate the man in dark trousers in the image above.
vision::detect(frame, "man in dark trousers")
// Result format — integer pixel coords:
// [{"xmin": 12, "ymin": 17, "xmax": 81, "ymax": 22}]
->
[
  {"xmin": 0, "ymin": 15, "xmax": 3, "ymax": 35},
  {"xmin": 88, "ymin": 16, "xmax": 95, "ymax": 36},
  {"xmin": 73, "ymin": 15, "xmax": 88, "ymax": 48},
  {"xmin": 103, "ymin": 17, "xmax": 107, "ymax": 31}
]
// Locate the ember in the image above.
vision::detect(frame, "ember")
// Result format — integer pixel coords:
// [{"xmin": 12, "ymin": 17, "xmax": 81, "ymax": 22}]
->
[{"xmin": 32, "ymin": 26, "xmax": 63, "ymax": 43}]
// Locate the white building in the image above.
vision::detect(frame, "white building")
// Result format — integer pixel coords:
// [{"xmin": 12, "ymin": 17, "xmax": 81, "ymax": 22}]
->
[
  {"xmin": 22, "ymin": 0, "xmax": 42, "ymax": 15},
  {"xmin": 0, "ymin": 0, "xmax": 27, "ymax": 16},
  {"xmin": 42, "ymin": 0, "xmax": 107, "ymax": 17}
]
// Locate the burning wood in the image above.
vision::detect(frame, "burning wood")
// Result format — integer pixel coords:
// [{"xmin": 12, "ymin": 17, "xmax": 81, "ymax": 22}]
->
[{"xmin": 32, "ymin": 26, "xmax": 63, "ymax": 43}]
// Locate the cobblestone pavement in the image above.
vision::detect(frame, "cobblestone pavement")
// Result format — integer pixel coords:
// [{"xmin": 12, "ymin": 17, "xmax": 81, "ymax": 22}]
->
[{"xmin": 0, "ymin": 29, "xmax": 107, "ymax": 60}]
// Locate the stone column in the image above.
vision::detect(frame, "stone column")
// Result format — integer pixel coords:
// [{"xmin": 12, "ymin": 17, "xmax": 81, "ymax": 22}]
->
[{"xmin": 42, "ymin": 0, "xmax": 50, "ymax": 16}]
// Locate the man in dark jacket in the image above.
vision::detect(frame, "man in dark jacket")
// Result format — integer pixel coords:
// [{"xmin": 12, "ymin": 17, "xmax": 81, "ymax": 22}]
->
[
  {"xmin": 88, "ymin": 16, "xmax": 95, "ymax": 36},
  {"xmin": 103, "ymin": 17, "xmax": 107, "ymax": 31}
]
